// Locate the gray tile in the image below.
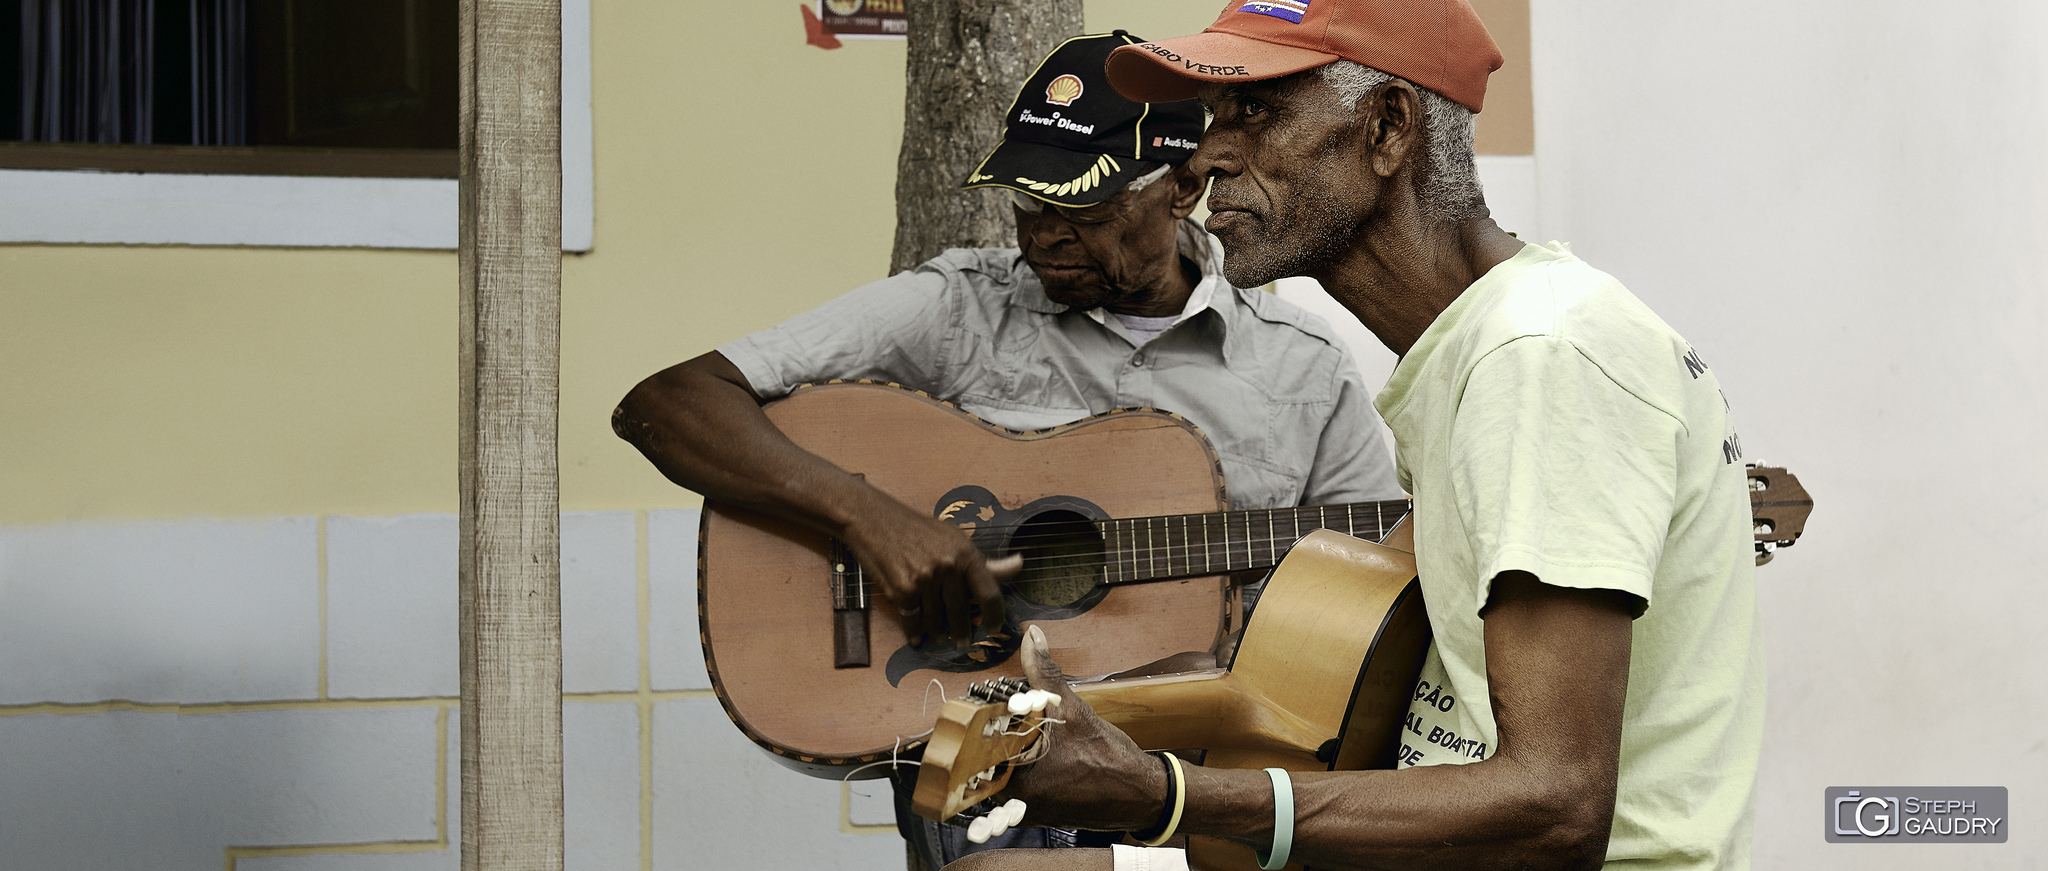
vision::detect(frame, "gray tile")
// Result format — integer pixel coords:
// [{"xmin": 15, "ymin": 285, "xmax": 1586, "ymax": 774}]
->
[
  {"xmin": 562, "ymin": 512, "xmax": 639, "ymax": 694},
  {"xmin": 565, "ymin": 700, "xmax": 641, "ymax": 871},
  {"xmin": 0, "ymin": 517, "xmax": 319, "ymax": 704},
  {"xmin": 0, "ymin": 705, "xmax": 442, "ymax": 870},
  {"xmin": 646, "ymin": 509, "xmax": 707, "ymax": 691},
  {"xmin": 652, "ymin": 697, "xmax": 901, "ymax": 871},
  {"xmin": 326, "ymin": 514, "xmax": 459, "ymax": 699},
  {"xmin": 847, "ymin": 779, "xmax": 898, "ymax": 827}
]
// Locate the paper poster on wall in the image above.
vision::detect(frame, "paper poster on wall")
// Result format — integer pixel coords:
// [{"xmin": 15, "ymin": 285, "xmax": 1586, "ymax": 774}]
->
[{"xmin": 820, "ymin": 0, "xmax": 906, "ymax": 38}]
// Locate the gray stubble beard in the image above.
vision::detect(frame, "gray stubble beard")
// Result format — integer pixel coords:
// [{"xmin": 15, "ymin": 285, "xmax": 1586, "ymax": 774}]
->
[{"xmin": 1214, "ymin": 170, "xmax": 1369, "ymax": 290}]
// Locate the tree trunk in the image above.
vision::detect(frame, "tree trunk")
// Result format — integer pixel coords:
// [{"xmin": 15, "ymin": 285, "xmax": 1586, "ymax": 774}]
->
[{"xmin": 890, "ymin": 0, "xmax": 1084, "ymax": 274}]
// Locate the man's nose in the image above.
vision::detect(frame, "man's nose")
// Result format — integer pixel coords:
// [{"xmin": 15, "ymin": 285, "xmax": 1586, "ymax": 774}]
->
[
  {"xmin": 1188, "ymin": 134, "xmax": 1239, "ymax": 180},
  {"xmin": 1026, "ymin": 213, "xmax": 1079, "ymax": 246}
]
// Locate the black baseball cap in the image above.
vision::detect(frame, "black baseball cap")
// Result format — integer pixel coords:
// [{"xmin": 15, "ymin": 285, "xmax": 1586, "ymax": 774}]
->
[{"xmin": 961, "ymin": 31, "xmax": 1207, "ymax": 207}]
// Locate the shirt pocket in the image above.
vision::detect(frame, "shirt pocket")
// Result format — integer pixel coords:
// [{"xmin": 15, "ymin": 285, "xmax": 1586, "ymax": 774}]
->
[{"xmin": 1215, "ymin": 449, "xmax": 1309, "ymax": 510}]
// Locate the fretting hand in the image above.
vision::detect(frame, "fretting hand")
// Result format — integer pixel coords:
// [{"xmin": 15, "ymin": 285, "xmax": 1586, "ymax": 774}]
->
[{"xmin": 840, "ymin": 490, "xmax": 1019, "ymax": 651}]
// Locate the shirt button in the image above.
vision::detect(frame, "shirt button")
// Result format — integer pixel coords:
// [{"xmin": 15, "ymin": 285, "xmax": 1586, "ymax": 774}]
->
[{"xmin": 1131, "ymin": 354, "xmax": 1146, "ymax": 367}]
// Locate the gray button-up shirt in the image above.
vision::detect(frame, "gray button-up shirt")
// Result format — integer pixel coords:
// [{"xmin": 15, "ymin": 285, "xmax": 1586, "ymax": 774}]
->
[{"xmin": 721, "ymin": 222, "xmax": 1400, "ymax": 509}]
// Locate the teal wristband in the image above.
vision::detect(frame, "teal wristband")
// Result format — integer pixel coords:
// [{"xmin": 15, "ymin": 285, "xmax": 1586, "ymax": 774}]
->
[{"xmin": 1255, "ymin": 767, "xmax": 1294, "ymax": 870}]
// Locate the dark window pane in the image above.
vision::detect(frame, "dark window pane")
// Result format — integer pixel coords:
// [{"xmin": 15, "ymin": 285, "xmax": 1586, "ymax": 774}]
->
[{"xmin": 249, "ymin": 0, "xmax": 455, "ymax": 149}]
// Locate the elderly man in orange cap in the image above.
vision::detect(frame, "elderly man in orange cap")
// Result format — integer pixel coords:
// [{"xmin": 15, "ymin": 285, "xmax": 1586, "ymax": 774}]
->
[{"xmin": 953, "ymin": 2, "xmax": 1766, "ymax": 870}]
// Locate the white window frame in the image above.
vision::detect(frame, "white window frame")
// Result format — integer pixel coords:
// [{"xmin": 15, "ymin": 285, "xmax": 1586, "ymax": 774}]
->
[{"xmin": 0, "ymin": 0, "xmax": 593, "ymax": 252}]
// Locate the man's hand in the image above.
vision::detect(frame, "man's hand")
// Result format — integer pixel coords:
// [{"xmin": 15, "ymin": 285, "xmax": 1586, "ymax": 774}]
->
[
  {"xmin": 614, "ymin": 351, "xmax": 1016, "ymax": 649},
  {"xmin": 998, "ymin": 625, "xmax": 1167, "ymax": 831},
  {"xmin": 840, "ymin": 492, "xmax": 1019, "ymax": 650}
]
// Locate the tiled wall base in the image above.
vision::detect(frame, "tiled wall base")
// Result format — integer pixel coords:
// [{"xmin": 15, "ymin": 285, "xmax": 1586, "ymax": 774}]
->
[{"xmin": 0, "ymin": 510, "xmax": 898, "ymax": 871}]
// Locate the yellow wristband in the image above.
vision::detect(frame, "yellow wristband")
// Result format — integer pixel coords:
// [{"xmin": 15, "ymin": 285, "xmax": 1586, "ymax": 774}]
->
[{"xmin": 1137, "ymin": 751, "xmax": 1188, "ymax": 847}]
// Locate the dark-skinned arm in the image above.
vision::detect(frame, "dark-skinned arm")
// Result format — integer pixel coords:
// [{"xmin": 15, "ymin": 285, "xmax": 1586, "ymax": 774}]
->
[
  {"xmin": 1001, "ymin": 570, "xmax": 1632, "ymax": 871},
  {"xmin": 611, "ymin": 350, "xmax": 1012, "ymax": 647}
]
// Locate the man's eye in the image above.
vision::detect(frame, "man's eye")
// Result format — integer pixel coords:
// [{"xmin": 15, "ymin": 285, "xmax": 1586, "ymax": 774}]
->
[{"xmin": 1242, "ymin": 99, "xmax": 1269, "ymax": 118}]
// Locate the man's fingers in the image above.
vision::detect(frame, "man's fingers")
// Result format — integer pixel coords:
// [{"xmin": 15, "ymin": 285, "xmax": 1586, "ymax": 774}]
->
[
  {"xmin": 974, "ymin": 555, "xmax": 1019, "ymax": 643},
  {"xmin": 987, "ymin": 553, "xmax": 1024, "ymax": 580},
  {"xmin": 918, "ymin": 580, "xmax": 945, "ymax": 644},
  {"xmin": 1020, "ymin": 624, "xmax": 1074, "ymax": 698},
  {"xmin": 942, "ymin": 567, "xmax": 972, "ymax": 651}
]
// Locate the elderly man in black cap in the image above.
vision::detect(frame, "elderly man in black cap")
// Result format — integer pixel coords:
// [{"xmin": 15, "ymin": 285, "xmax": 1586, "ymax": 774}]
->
[{"xmin": 613, "ymin": 31, "xmax": 1400, "ymax": 870}]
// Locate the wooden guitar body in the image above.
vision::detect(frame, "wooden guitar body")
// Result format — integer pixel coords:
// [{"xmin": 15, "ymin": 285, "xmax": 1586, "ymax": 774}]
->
[
  {"xmin": 1186, "ymin": 527, "xmax": 1427, "ymax": 871},
  {"xmin": 700, "ymin": 381, "xmax": 1231, "ymax": 777},
  {"xmin": 912, "ymin": 528, "xmax": 1431, "ymax": 871}
]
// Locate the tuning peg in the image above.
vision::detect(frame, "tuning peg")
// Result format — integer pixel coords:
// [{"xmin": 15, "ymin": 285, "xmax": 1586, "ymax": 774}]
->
[
  {"xmin": 1000, "ymin": 799, "xmax": 1028, "ymax": 826},
  {"xmin": 1008, "ymin": 692, "xmax": 1033, "ymax": 715},
  {"xmin": 967, "ymin": 815, "xmax": 995, "ymax": 843}
]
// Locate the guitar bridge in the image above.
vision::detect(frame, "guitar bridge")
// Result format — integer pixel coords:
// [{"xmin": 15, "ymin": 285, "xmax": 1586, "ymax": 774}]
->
[{"xmin": 831, "ymin": 538, "xmax": 870, "ymax": 668}]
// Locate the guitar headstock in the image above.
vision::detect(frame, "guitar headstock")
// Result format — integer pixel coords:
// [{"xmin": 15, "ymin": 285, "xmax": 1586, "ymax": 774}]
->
[
  {"xmin": 1746, "ymin": 465, "xmax": 1813, "ymax": 566},
  {"xmin": 911, "ymin": 677, "xmax": 1058, "ymax": 821}
]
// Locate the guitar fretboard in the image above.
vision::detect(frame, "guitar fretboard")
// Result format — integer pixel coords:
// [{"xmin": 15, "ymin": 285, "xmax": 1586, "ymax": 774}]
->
[
  {"xmin": 1099, "ymin": 499, "xmax": 1410, "ymax": 585},
  {"xmin": 829, "ymin": 499, "xmax": 1412, "ymax": 611}
]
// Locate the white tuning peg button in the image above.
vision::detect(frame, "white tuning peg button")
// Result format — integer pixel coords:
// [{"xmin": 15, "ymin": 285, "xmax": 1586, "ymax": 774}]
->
[
  {"xmin": 1007, "ymin": 693, "xmax": 1033, "ymax": 715},
  {"xmin": 1027, "ymin": 691, "xmax": 1050, "ymax": 713},
  {"xmin": 1001, "ymin": 799, "xmax": 1028, "ymax": 826},
  {"xmin": 987, "ymin": 812, "xmax": 1011, "ymax": 838},
  {"xmin": 966, "ymin": 815, "xmax": 995, "ymax": 844}
]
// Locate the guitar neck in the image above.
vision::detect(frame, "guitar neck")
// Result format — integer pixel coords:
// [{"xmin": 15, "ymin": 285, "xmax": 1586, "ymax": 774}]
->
[
  {"xmin": 829, "ymin": 498, "xmax": 1412, "ymax": 612},
  {"xmin": 1097, "ymin": 499, "xmax": 1411, "ymax": 585}
]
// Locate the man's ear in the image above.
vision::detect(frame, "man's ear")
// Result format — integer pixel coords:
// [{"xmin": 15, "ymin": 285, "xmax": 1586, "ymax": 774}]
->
[
  {"xmin": 1168, "ymin": 164, "xmax": 1207, "ymax": 220},
  {"xmin": 1368, "ymin": 80, "xmax": 1424, "ymax": 179}
]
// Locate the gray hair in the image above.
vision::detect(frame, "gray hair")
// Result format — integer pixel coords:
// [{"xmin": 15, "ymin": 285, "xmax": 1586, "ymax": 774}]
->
[{"xmin": 1317, "ymin": 60, "xmax": 1484, "ymax": 222}]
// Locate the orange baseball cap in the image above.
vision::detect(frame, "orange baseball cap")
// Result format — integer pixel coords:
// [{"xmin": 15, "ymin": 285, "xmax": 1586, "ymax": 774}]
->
[{"xmin": 1104, "ymin": 0, "xmax": 1503, "ymax": 113}]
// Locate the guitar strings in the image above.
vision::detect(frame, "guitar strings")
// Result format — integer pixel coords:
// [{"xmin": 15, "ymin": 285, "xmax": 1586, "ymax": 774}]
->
[
  {"xmin": 835, "ymin": 512, "xmax": 1403, "ymax": 588},
  {"xmin": 838, "ymin": 530, "xmax": 1381, "ymax": 584},
  {"xmin": 850, "ymin": 499, "xmax": 1413, "ymax": 539}
]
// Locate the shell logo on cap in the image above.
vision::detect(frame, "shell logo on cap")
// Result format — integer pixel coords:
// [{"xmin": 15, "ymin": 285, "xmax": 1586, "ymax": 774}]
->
[{"xmin": 1045, "ymin": 74, "xmax": 1084, "ymax": 106}]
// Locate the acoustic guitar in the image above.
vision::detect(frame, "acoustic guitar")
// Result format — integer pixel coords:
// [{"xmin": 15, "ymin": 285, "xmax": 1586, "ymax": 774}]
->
[
  {"xmin": 696, "ymin": 381, "xmax": 1812, "ymax": 778},
  {"xmin": 913, "ymin": 528, "xmax": 1428, "ymax": 871}
]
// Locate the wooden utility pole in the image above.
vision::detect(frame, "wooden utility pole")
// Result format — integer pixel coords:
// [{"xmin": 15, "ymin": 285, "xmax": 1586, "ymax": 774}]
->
[
  {"xmin": 457, "ymin": 0, "xmax": 564, "ymax": 869},
  {"xmin": 889, "ymin": 0, "xmax": 1084, "ymax": 274}
]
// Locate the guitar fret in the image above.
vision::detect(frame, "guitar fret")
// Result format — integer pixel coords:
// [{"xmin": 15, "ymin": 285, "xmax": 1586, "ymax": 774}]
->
[
  {"xmin": 1165, "ymin": 515, "xmax": 1175, "ymax": 578},
  {"xmin": 1180, "ymin": 515, "xmax": 1192, "ymax": 577},
  {"xmin": 1103, "ymin": 520, "xmax": 1116, "ymax": 584},
  {"xmin": 1202, "ymin": 513, "xmax": 1212, "ymax": 574},
  {"xmin": 1221, "ymin": 511, "xmax": 1234, "ymax": 572},
  {"xmin": 1114, "ymin": 520, "xmax": 1126, "ymax": 584},
  {"xmin": 1253, "ymin": 508, "xmax": 1269, "ymax": 569},
  {"xmin": 1147, "ymin": 517, "xmax": 1157, "ymax": 579},
  {"xmin": 1169, "ymin": 515, "xmax": 1183, "ymax": 578},
  {"xmin": 1169, "ymin": 515, "xmax": 1180, "ymax": 578}
]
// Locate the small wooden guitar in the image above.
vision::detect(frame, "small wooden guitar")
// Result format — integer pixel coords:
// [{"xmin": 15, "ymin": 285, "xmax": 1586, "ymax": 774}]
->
[
  {"xmin": 697, "ymin": 381, "xmax": 1812, "ymax": 778},
  {"xmin": 913, "ymin": 528, "xmax": 1431, "ymax": 871}
]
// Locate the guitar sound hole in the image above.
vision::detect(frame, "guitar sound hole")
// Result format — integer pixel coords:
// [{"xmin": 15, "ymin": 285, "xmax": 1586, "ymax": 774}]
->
[{"xmin": 1007, "ymin": 510, "xmax": 1103, "ymax": 607}]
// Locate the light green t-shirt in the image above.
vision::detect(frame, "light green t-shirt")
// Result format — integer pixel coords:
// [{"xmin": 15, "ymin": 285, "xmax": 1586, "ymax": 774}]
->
[{"xmin": 1375, "ymin": 242, "xmax": 1765, "ymax": 870}]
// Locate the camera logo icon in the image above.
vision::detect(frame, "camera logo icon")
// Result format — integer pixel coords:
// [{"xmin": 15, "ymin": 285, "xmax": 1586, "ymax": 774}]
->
[{"xmin": 1834, "ymin": 791, "xmax": 1901, "ymax": 837}]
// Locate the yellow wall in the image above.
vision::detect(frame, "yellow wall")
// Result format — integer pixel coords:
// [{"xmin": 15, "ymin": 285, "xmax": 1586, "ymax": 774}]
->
[{"xmin": 0, "ymin": 0, "xmax": 1518, "ymax": 524}]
